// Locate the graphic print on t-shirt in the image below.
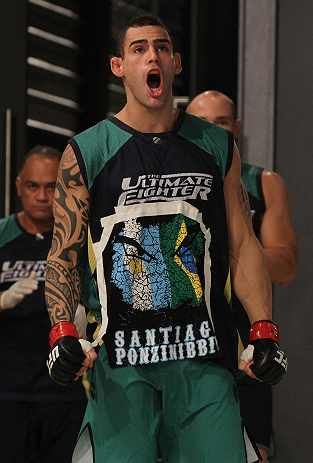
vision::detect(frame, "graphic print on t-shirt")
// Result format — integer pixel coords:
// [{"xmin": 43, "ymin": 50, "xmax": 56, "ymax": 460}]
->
[
  {"xmin": 92, "ymin": 201, "xmax": 219, "ymax": 368},
  {"xmin": 117, "ymin": 172, "xmax": 214, "ymax": 206},
  {"xmin": 111, "ymin": 213, "xmax": 204, "ymax": 312},
  {"xmin": 0, "ymin": 260, "xmax": 47, "ymax": 283}
]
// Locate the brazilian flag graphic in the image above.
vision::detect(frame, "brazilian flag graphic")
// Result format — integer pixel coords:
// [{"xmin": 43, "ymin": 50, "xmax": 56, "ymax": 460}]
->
[{"xmin": 111, "ymin": 213, "xmax": 205, "ymax": 311}]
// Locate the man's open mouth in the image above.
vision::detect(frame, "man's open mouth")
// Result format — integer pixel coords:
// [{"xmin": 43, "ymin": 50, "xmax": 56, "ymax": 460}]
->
[{"xmin": 147, "ymin": 70, "xmax": 161, "ymax": 92}]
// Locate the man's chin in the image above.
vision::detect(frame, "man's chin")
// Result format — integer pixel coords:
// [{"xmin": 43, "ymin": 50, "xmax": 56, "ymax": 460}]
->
[{"xmin": 31, "ymin": 212, "xmax": 54, "ymax": 223}]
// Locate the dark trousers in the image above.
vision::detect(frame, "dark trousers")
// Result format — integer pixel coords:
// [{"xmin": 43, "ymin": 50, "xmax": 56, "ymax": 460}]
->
[{"xmin": 0, "ymin": 398, "xmax": 87, "ymax": 463}]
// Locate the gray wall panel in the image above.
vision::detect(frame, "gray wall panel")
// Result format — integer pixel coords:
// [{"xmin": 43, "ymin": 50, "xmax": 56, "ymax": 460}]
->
[
  {"xmin": 237, "ymin": 0, "xmax": 276, "ymax": 169},
  {"xmin": 238, "ymin": 0, "xmax": 313, "ymax": 460},
  {"xmin": 273, "ymin": 0, "xmax": 313, "ymax": 460}
]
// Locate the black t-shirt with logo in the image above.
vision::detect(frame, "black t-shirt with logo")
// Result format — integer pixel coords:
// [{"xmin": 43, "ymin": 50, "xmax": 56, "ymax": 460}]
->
[
  {"xmin": 0, "ymin": 214, "xmax": 86, "ymax": 401},
  {"xmin": 71, "ymin": 111, "xmax": 240, "ymax": 371}
]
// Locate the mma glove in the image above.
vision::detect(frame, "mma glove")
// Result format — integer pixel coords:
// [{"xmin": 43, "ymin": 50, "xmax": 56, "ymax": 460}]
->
[
  {"xmin": 240, "ymin": 320, "xmax": 287, "ymax": 386},
  {"xmin": 47, "ymin": 321, "xmax": 92, "ymax": 386},
  {"xmin": 1, "ymin": 272, "xmax": 38, "ymax": 309}
]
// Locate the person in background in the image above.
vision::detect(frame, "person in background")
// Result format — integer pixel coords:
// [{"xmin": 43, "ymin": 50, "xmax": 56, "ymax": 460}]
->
[
  {"xmin": 187, "ymin": 90, "xmax": 298, "ymax": 462},
  {"xmin": 45, "ymin": 16, "xmax": 288, "ymax": 463},
  {"xmin": 0, "ymin": 146, "xmax": 88, "ymax": 463}
]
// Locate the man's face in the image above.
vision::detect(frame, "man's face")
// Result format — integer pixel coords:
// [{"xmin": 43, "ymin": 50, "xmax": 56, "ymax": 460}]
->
[
  {"xmin": 188, "ymin": 94, "xmax": 241, "ymax": 138},
  {"xmin": 16, "ymin": 155, "xmax": 59, "ymax": 224},
  {"xmin": 112, "ymin": 25, "xmax": 182, "ymax": 110}
]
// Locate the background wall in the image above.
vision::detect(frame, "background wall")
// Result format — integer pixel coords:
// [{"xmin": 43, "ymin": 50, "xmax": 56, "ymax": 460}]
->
[
  {"xmin": 237, "ymin": 0, "xmax": 276, "ymax": 170},
  {"xmin": 238, "ymin": 1, "xmax": 313, "ymax": 460},
  {"xmin": 272, "ymin": 0, "xmax": 313, "ymax": 460}
]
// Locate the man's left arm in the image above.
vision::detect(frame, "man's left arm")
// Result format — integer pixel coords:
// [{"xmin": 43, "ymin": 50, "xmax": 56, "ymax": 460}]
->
[
  {"xmin": 260, "ymin": 171, "xmax": 298, "ymax": 286},
  {"xmin": 224, "ymin": 143, "xmax": 287, "ymax": 385},
  {"xmin": 224, "ymin": 144, "xmax": 272, "ymax": 325}
]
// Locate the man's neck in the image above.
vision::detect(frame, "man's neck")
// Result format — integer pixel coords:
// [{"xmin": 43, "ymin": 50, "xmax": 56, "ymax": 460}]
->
[
  {"xmin": 115, "ymin": 102, "xmax": 179, "ymax": 133},
  {"xmin": 17, "ymin": 211, "xmax": 53, "ymax": 235}
]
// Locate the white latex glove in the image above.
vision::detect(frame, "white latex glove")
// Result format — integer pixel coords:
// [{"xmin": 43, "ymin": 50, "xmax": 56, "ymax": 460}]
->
[{"xmin": 1, "ymin": 271, "xmax": 38, "ymax": 309}]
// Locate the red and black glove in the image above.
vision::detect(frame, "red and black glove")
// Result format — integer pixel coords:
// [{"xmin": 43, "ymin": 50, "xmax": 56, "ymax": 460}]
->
[
  {"xmin": 245, "ymin": 320, "xmax": 287, "ymax": 386},
  {"xmin": 47, "ymin": 321, "xmax": 86, "ymax": 386}
]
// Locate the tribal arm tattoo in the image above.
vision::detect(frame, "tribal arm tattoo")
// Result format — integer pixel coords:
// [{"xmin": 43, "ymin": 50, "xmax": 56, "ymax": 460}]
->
[
  {"xmin": 45, "ymin": 145, "xmax": 90, "ymax": 327},
  {"xmin": 237, "ymin": 180, "xmax": 252, "ymax": 224}
]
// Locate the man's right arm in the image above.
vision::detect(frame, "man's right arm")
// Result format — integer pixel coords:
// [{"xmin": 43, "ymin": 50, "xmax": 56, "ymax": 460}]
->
[
  {"xmin": 45, "ymin": 145, "xmax": 89, "ymax": 326},
  {"xmin": 45, "ymin": 145, "xmax": 97, "ymax": 385}
]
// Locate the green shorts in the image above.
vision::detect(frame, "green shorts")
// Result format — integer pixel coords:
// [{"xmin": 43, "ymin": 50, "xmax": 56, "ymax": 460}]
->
[{"xmin": 73, "ymin": 345, "xmax": 252, "ymax": 463}]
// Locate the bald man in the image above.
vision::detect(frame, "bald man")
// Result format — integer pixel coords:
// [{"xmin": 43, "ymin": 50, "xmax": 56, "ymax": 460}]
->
[{"xmin": 187, "ymin": 91, "xmax": 298, "ymax": 462}]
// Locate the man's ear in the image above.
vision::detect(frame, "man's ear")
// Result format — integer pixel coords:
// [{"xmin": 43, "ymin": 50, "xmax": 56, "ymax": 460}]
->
[
  {"xmin": 234, "ymin": 119, "xmax": 243, "ymax": 139},
  {"xmin": 174, "ymin": 53, "xmax": 182, "ymax": 75},
  {"xmin": 110, "ymin": 57, "xmax": 124, "ymax": 78},
  {"xmin": 15, "ymin": 176, "xmax": 22, "ymax": 197}
]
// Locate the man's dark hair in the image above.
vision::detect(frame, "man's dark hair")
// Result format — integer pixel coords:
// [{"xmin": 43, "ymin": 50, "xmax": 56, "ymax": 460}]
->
[
  {"xmin": 19, "ymin": 145, "xmax": 62, "ymax": 175},
  {"xmin": 116, "ymin": 14, "xmax": 174, "ymax": 59}
]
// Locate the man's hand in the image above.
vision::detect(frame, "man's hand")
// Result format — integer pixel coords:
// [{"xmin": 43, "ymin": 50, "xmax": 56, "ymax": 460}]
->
[
  {"xmin": 1, "ymin": 271, "xmax": 38, "ymax": 309},
  {"xmin": 239, "ymin": 320, "xmax": 287, "ymax": 386},
  {"xmin": 47, "ymin": 321, "xmax": 98, "ymax": 385}
]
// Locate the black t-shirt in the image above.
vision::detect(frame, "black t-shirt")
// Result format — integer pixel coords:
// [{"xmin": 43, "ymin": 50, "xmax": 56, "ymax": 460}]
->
[
  {"xmin": 0, "ymin": 214, "xmax": 86, "ymax": 402},
  {"xmin": 70, "ymin": 111, "xmax": 240, "ymax": 371}
]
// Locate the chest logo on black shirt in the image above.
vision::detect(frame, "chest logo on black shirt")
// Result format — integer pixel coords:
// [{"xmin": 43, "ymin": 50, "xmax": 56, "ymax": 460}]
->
[
  {"xmin": 0, "ymin": 261, "xmax": 46, "ymax": 282},
  {"xmin": 118, "ymin": 173, "xmax": 213, "ymax": 206}
]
